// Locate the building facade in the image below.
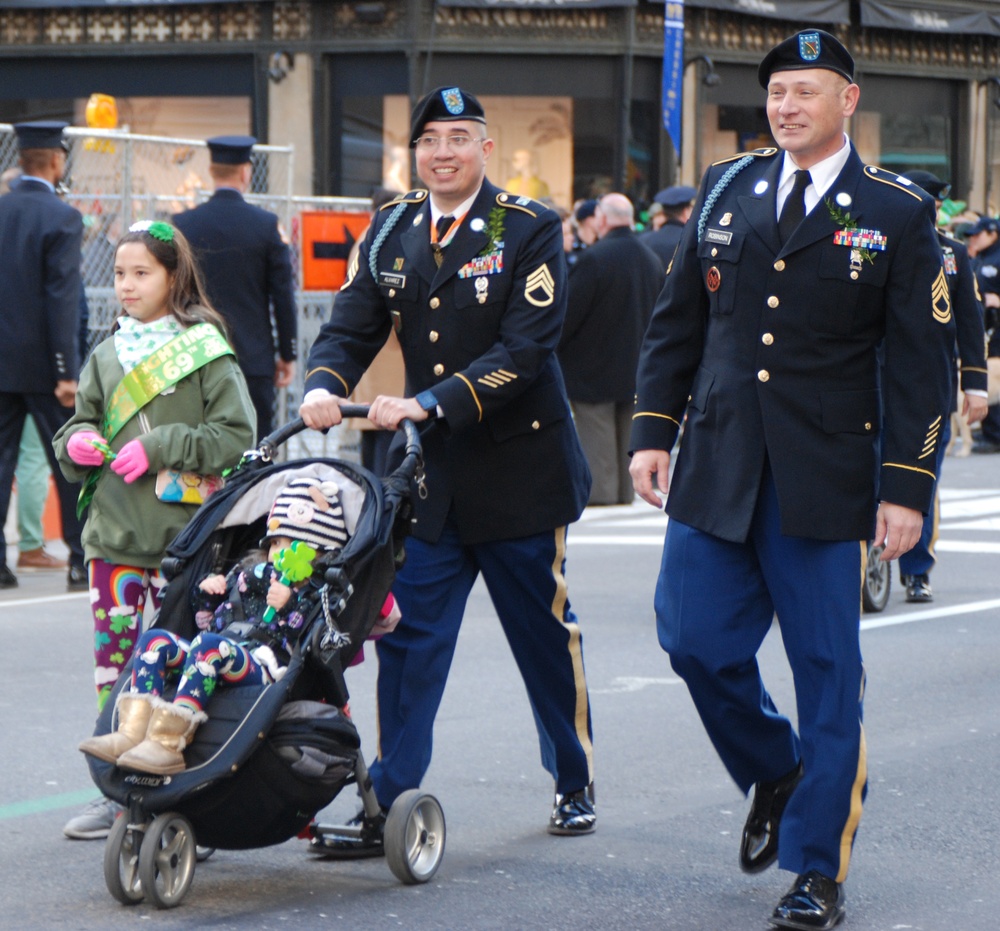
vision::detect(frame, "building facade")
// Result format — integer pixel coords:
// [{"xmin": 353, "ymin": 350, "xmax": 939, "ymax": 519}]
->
[{"xmin": 1, "ymin": 0, "xmax": 1000, "ymax": 213}]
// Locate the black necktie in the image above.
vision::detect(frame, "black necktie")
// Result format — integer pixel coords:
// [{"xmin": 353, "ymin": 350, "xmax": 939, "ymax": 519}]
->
[
  {"xmin": 432, "ymin": 215, "xmax": 454, "ymax": 267},
  {"xmin": 778, "ymin": 169, "xmax": 811, "ymax": 245}
]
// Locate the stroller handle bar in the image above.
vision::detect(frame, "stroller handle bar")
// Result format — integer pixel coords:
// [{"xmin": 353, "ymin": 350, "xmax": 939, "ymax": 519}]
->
[{"xmin": 255, "ymin": 408, "xmax": 424, "ymax": 484}]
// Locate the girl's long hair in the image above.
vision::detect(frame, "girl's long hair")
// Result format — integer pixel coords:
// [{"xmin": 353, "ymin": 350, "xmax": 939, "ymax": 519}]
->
[{"xmin": 114, "ymin": 223, "xmax": 232, "ymax": 342}]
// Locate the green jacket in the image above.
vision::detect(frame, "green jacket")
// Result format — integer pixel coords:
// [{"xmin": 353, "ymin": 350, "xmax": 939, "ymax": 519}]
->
[{"xmin": 54, "ymin": 335, "xmax": 256, "ymax": 569}]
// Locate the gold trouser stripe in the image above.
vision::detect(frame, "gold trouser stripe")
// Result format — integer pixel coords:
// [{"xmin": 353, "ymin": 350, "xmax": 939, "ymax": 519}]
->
[
  {"xmin": 882, "ymin": 461, "xmax": 936, "ymax": 480},
  {"xmin": 305, "ymin": 366, "xmax": 350, "ymax": 396},
  {"xmin": 837, "ymin": 721, "xmax": 867, "ymax": 883},
  {"xmin": 551, "ymin": 525, "xmax": 595, "ymax": 780},
  {"xmin": 455, "ymin": 373, "xmax": 483, "ymax": 421}
]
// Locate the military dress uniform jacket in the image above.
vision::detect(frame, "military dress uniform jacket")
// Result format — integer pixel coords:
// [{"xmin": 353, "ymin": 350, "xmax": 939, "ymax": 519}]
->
[
  {"xmin": 641, "ymin": 218, "xmax": 686, "ymax": 268},
  {"xmin": 940, "ymin": 232, "xmax": 988, "ymax": 395},
  {"xmin": 558, "ymin": 226, "xmax": 664, "ymax": 404},
  {"xmin": 174, "ymin": 190, "xmax": 297, "ymax": 377},
  {"xmin": 304, "ymin": 180, "xmax": 591, "ymax": 545},
  {"xmin": 0, "ymin": 178, "xmax": 83, "ymax": 393},
  {"xmin": 631, "ymin": 145, "xmax": 954, "ymax": 543}
]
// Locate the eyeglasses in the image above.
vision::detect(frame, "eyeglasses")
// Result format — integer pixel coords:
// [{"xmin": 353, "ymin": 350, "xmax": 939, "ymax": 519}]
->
[{"xmin": 414, "ymin": 134, "xmax": 484, "ymax": 151}]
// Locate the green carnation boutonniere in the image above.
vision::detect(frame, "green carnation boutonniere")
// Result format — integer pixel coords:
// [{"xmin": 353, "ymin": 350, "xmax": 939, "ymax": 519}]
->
[
  {"xmin": 478, "ymin": 207, "xmax": 506, "ymax": 258},
  {"xmin": 825, "ymin": 198, "xmax": 875, "ymax": 265}
]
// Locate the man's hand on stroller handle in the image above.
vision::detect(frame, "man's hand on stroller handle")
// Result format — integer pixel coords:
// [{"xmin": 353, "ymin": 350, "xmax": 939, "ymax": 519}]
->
[
  {"xmin": 299, "ymin": 389, "xmax": 344, "ymax": 430},
  {"xmin": 368, "ymin": 395, "xmax": 428, "ymax": 430}
]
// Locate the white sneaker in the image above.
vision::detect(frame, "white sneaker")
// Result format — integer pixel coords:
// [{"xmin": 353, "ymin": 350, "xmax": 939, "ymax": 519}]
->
[{"xmin": 63, "ymin": 797, "xmax": 123, "ymax": 839}]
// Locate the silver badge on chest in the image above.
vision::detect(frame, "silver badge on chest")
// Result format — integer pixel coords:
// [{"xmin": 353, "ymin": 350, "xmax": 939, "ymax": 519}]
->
[{"xmin": 475, "ymin": 275, "xmax": 489, "ymax": 304}]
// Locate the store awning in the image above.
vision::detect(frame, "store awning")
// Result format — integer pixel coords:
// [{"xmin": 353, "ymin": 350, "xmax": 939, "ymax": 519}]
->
[
  {"xmin": 436, "ymin": 0, "xmax": 636, "ymax": 7},
  {"xmin": 685, "ymin": 0, "xmax": 850, "ymax": 23},
  {"xmin": 860, "ymin": 1, "xmax": 1000, "ymax": 35}
]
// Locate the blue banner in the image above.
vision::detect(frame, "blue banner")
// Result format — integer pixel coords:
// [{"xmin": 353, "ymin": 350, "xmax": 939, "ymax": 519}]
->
[{"xmin": 662, "ymin": 1, "xmax": 684, "ymax": 156}]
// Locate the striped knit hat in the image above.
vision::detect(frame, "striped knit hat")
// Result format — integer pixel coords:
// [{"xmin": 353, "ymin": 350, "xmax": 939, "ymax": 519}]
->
[{"xmin": 264, "ymin": 477, "xmax": 349, "ymax": 552}]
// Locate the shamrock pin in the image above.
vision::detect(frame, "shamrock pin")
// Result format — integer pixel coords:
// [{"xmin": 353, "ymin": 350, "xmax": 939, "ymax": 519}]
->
[{"xmin": 261, "ymin": 541, "xmax": 318, "ymax": 625}]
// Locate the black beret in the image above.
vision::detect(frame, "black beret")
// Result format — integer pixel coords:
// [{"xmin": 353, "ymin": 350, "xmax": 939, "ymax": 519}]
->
[
  {"xmin": 575, "ymin": 199, "xmax": 599, "ymax": 222},
  {"xmin": 409, "ymin": 87, "xmax": 486, "ymax": 147},
  {"xmin": 14, "ymin": 121, "xmax": 68, "ymax": 150},
  {"xmin": 758, "ymin": 29, "xmax": 854, "ymax": 88},
  {"xmin": 206, "ymin": 135, "xmax": 256, "ymax": 165},
  {"xmin": 899, "ymin": 170, "xmax": 951, "ymax": 201}
]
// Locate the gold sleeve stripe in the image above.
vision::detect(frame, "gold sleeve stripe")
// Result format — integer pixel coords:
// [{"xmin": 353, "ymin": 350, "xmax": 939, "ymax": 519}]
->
[
  {"xmin": 455, "ymin": 372, "xmax": 483, "ymax": 421},
  {"xmin": 304, "ymin": 367, "xmax": 350, "ymax": 395},
  {"xmin": 497, "ymin": 369, "xmax": 517, "ymax": 380},
  {"xmin": 961, "ymin": 366, "xmax": 989, "ymax": 373},
  {"xmin": 478, "ymin": 375, "xmax": 503, "ymax": 388},
  {"xmin": 632, "ymin": 411, "xmax": 681, "ymax": 428},
  {"xmin": 883, "ymin": 462, "xmax": 936, "ymax": 479}
]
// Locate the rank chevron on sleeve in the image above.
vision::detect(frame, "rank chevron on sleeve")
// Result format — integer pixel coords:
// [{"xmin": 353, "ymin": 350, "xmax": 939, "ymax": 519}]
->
[{"xmin": 525, "ymin": 263, "xmax": 555, "ymax": 307}]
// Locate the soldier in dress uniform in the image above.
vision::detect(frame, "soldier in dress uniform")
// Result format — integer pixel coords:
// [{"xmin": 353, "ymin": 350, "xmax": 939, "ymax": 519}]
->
[
  {"xmin": 629, "ymin": 31, "xmax": 953, "ymax": 930},
  {"xmin": 896, "ymin": 171, "xmax": 988, "ymax": 602},
  {"xmin": 173, "ymin": 136, "xmax": 296, "ymax": 439},
  {"xmin": 640, "ymin": 184, "xmax": 697, "ymax": 267},
  {"xmin": 0, "ymin": 121, "xmax": 87, "ymax": 591},
  {"xmin": 299, "ymin": 87, "xmax": 595, "ymax": 850},
  {"xmin": 964, "ymin": 215, "xmax": 1000, "ymax": 452}
]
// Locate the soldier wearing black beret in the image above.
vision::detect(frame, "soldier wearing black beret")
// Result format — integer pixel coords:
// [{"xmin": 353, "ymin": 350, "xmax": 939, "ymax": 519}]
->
[
  {"xmin": 300, "ymin": 86, "xmax": 595, "ymax": 846},
  {"xmin": 631, "ymin": 28, "xmax": 953, "ymax": 930},
  {"xmin": 0, "ymin": 121, "xmax": 87, "ymax": 592}
]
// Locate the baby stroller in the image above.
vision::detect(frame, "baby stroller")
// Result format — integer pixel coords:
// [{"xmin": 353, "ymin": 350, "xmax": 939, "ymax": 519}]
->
[{"xmin": 84, "ymin": 409, "xmax": 446, "ymax": 908}]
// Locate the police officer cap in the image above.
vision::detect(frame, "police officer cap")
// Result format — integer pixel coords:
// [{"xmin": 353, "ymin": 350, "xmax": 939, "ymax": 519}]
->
[
  {"xmin": 758, "ymin": 29, "xmax": 854, "ymax": 88},
  {"xmin": 966, "ymin": 216, "xmax": 1000, "ymax": 237},
  {"xmin": 575, "ymin": 199, "xmax": 599, "ymax": 223},
  {"xmin": 206, "ymin": 135, "xmax": 256, "ymax": 165},
  {"xmin": 654, "ymin": 185, "xmax": 698, "ymax": 208},
  {"xmin": 410, "ymin": 86, "xmax": 486, "ymax": 147},
  {"xmin": 14, "ymin": 121, "xmax": 68, "ymax": 150},
  {"xmin": 899, "ymin": 170, "xmax": 951, "ymax": 201}
]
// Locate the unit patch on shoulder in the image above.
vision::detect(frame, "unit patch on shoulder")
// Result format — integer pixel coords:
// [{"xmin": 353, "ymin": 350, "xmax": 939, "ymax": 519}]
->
[
  {"xmin": 525, "ymin": 264, "xmax": 555, "ymax": 307},
  {"xmin": 931, "ymin": 266, "xmax": 952, "ymax": 324}
]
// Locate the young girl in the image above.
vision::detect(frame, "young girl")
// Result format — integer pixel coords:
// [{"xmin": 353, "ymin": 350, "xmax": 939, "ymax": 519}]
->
[
  {"xmin": 55, "ymin": 220, "xmax": 257, "ymax": 714},
  {"xmin": 79, "ymin": 476, "xmax": 400, "ymax": 776}
]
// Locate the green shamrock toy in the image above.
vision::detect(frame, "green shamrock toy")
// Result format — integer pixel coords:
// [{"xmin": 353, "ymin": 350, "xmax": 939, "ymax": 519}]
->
[{"xmin": 261, "ymin": 540, "xmax": 317, "ymax": 624}]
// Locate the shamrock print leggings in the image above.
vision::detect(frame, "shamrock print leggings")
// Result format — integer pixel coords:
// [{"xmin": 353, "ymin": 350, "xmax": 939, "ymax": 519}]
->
[
  {"xmin": 89, "ymin": 559, "xmax": 166, "ymax": 712},
  {"xmin": 129, "ymin": 629, "xmax": 267, "ymax": 714}
]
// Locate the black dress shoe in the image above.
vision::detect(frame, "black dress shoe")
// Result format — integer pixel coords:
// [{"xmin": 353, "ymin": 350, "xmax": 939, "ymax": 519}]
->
[
  {"xmin": 548, "ymin": 784, "xmax": 596, "ymax": 835},
  {"xmin": 740, "ymin": 761, "xmax": 803, "ymax": 873},
  {"xmin": 905, "ymin": 573, "xmax": 933, "ymax": 603},
  {"xmin": 0, "ymin": 564, "xmax": 17, "ymax": 589},
  {"xmin": 770, "ymin": 870, "xmax": 845, "ymax": 930},
  {"xmin": 310, "ymin": 808, "xmax": 385, "ymax": 859},
  {"xmin": 67, "ymin": 564, "xmax": 88, "ymax": 592},
  {"xmin": 972, "ymin": 441, "xmax": 1000, "ymax": 454}
]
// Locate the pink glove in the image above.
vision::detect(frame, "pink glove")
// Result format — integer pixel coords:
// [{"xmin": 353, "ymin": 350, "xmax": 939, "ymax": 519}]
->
[
  {"xmin": 66, "ymin": 431, "xmax": 107, "ymax": 467},
  {"xmin": 110, "ymin": 439, "xmax": 149, "ymax": 484}
]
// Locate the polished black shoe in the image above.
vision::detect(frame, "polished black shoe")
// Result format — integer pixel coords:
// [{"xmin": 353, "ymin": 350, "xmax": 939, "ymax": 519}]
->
[
  {"xmin": 548, "ymin": 784, "xmax": 596, "ymax": 835},
  {"xmin": 740, "ymin": 761, "xmax": 803, "ymax": 873},
  {"xmin": 770, "ymin": 870, "xmax": 845, "ymax": 930},
  {"xmin": 310, "ymin": 808, "xmax": 385, "ymax": 859},
  {"xmin": 905, "ymin": 573, "xmax": 933, "ymax": 603},
  {"xmin": 972, "ymin": 440, "xmax": 1000, "ymax": 454},
  {"xmin": 0, "ymin": 564, "xmax": 17, "ymax": 589},
  {"xmin": 67, "ymin": 564, "xmax": 88, "ymax": 592}
]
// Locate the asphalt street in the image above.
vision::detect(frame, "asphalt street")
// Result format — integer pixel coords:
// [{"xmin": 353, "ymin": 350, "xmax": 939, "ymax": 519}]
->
[{"xmin": 2, "ymin": 449, "xmax": 999, "ymax": 930}]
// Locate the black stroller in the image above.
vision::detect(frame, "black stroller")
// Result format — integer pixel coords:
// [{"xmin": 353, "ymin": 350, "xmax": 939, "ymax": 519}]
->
[{"xmin": 84, "ymin": 410, "xmax": 446, "ymax": 907}]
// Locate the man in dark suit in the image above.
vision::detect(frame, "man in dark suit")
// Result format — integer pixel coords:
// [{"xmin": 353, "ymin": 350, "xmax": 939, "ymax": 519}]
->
[
  {"xmin": 964, "ymin": 215, "xmax": 1000, "ymax": 452},
  {"xmin": 558, "ymin": 192, "xmax": 663, "ymax": 505},
  {"xmin": 640, "ymin": 184, "xmax": 697, "ymax": 267},
  {"xmin": 0, "ymin": 121, "xmax": 87, "ymax": 591},
  {"xmin": 896, "ymin": 170, "xmax": 988, "ymax": 602},
  {"xmin": 173, "ymin": 136, "xmax": 296, "ymax": 439},
  {"xmin": 630, "ymin": 31, "xmax": 953, "ymax": 930},
  {"xmin": 300, "ymin": 86, "xmax": 595, "ymax": 849}
]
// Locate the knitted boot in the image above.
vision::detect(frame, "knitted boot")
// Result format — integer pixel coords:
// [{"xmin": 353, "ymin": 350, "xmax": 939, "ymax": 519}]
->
[
  {"xmin": 79, "ymin": 692, "xmax": 156, "ymax": 764},
  {"xmin": 116, "ymin": 701, "xmax": 207, "ymax": 775}
]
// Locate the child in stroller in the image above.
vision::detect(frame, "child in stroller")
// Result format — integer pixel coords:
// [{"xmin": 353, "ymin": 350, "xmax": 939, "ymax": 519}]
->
[{"xmin": 80, "ymin": 476, "xmax": 398, "ymax": 776}]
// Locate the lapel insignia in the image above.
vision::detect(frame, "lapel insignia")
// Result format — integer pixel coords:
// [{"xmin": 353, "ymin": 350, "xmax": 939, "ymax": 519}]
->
[
  {"xmin": 470, "ymin": 217, "xmax": 486, "ymax": 232},
  {"xmin": 413, "ymin": 212, "xmax": 423, "ymax": 226},
  {"xmin": 719, "ymin": 212, "xmax": 732, "ymax": 227},
  {"xmin": 706, "ymin": 266, "xmax": 721, "ymax": 292},
  {"xmin": 393, "ymin": 257, "xmax": 404, "ymax": 271},
  {"xmin": 754, "ymin": 180, "xmax": 768, "ymax": 195},
  {"xmin": 525, "ymin": 264, "xmax": 555, "ymax": 307},
  {"xmin": 836, "ymin": 192, "xmax": 852, "ymax": 207},
  {"xmin": 475, "ymin": 276, "xmax": 489, "ymax": 304},
  {"xmin": 931, "ymin": 266, "xmax": 952, "ymax": 324}
]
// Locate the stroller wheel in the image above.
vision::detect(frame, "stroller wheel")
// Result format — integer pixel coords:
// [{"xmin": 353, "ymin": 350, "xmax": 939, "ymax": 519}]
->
[
  {"xmin": 103, "ymin": 811, "xmax": 145, "ymax": 905},
  {"xmin": 137, "ymin": 812, "xmax": 197, "ymax": 908},
  {"xmin": 384, "ymin": 790, "xmax": 446, "ymax": 885}
]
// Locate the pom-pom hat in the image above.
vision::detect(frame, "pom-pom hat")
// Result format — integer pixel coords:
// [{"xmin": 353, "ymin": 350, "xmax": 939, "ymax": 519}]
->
[
  {"xmin": 409, "ymin": 87, "xmax": 486, "ymax": 147},
  {"xmin": 265, "ymin": 477, "xmax": 349, "ymax": 552},
  {"xmin": 758, "ymin": 29, "xmax": 854, "ymax": 88}
]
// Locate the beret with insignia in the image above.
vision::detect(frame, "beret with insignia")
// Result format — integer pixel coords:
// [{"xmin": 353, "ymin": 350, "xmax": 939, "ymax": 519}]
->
[
  {"xmin": 410, "ymin": 86, "xmax": 486, "ymax": 147},
  {"xmin": 758, "ymin": 29, "xmax": 854, "ymax": 88}
]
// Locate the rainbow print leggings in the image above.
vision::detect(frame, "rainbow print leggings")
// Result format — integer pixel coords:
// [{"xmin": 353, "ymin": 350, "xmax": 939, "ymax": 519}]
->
[
  {"xmin": 129, "ymin": 629, "xmax": 267, "ymax": 713},
  {"xmin": 89, "ymin": 559, "xmax": 167, "ymax": 711}
]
